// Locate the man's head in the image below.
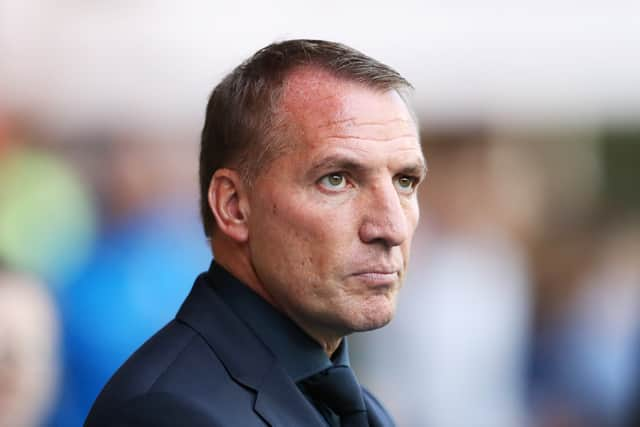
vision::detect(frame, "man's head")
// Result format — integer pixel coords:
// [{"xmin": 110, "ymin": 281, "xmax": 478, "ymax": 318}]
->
[
  {"xmin": 200, "ymin": 40, "xmax": 426, "ymax": 351},
  {"xmin": 200, "ymin": 39, "xmax": 415, "ymax": 237}
]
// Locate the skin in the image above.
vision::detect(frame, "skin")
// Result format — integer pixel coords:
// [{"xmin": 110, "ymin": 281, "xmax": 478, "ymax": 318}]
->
[{"xmin": 209, "ymin": 67, "xmax": 426, "ymax": 356}]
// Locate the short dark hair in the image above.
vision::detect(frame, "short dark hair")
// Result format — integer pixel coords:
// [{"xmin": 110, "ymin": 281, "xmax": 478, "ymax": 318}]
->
[{"xmin": 199, "ymin": 39, "xmax": 413, "ymax": 237}]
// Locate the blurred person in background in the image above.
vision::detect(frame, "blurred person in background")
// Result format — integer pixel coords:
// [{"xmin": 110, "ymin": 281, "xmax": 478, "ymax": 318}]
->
[
  {"xmin": 85, "ymin": 39, "xmax": 425, "ymax": 427},
  {"xmin": 0, "ymin": 109, "xmax": 98, "ymax": 426},
  {"xmin": 48, "ymin": 131, "xmax": 211, "ymax": 426},
  {"xmin": 526, "ymin": 131, "xmax": 640, "ymax": 427},
  {"xmin": 0, "ymin": 267, "xmax": 59, "ymax": 427},
  {"xmin": 530, "ymin": 218, "xmax": 640, "ymax": 427},
  {"xmin": 0, "ymin": 112, "xmax": 95, "ymax": 286}
]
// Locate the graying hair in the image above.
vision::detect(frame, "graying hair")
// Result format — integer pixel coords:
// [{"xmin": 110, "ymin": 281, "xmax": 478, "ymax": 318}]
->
[{"xmin": 199, "ymin": 39, "xmax": 413, "ymax": 237}]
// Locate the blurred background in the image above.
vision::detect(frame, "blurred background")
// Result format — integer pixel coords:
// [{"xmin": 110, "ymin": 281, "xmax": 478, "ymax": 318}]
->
[{"xmin": 1, "ymin": 1, "xmax": 639, "ymax": 426}]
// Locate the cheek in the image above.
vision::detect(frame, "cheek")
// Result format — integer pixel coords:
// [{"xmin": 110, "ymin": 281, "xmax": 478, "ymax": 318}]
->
[
  {"xmin": 265, "ymin": 186, "xmax": 343, "ymax": 233},
  {"xmin": 406, "ymin": 199, "xmax": 420, "ymax": 232},
  {"xmin": 253, "ymin": 191, "xmax": 323, "ymax": 258},
  {"xmin": 268, "ymin": 193, "xmax": 354, "ymax": 267},
  {"xmin": 401, "ymin": 201, "xmax": 420, "ymax": 250}
]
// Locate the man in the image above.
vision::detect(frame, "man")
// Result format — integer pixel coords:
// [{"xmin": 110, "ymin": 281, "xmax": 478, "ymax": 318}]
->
[{"xmin": 85, "ymin": 39, "xmax": 426, "ymax": 427}]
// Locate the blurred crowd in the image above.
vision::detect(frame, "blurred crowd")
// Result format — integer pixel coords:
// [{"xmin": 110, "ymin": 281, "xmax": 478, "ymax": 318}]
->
[
  {"xmin": 1, "ymin": 108, "xmax": 638, "ymax": 427},
  {"xmin": 0, "ymin": 113, "xmax": 211, "ymax": 426}
]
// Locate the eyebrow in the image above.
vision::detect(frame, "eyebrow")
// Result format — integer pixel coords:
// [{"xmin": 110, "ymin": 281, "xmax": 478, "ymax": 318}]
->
[
  {"xmin": 401, "ymin": 161, "xmax": 428, "ymax": 180},
  {"xmin": 307, "ymin": 155, "xmax": 368, "ymax": 179},
  {"xmin": 306, "ymin": 154, "xmax": 428, "ymax": 180}
]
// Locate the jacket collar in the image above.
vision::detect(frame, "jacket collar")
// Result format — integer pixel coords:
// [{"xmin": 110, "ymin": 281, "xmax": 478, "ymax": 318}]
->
[
  {"xmin": 175, "ymin": 269, "xmax": 327, "ymax": 427},
  {"xmin": 209, "ymin": 261, "xmax": 350, "ymax": 382}
]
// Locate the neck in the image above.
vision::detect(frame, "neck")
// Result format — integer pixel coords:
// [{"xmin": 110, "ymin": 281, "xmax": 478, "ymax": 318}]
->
[
  {"xmin": 316, "ymin": 336, "xmax": 343, "ymax": 357},
  {"xmin": 212, "ymin": 238, "xmax": 344, "ymax": 358}
]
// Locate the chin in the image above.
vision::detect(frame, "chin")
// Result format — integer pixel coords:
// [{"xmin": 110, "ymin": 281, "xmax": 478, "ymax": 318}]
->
[
  {"xmin": 349, "ymin": 297, "xmax": 396, "ymax": 332},
  {"xmin": 351, "ymin": 316, "xmax": 393, "ymax": 333}
]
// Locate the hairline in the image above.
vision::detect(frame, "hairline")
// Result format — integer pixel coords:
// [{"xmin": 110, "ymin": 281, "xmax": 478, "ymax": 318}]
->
[{"xmin": 241, "ymin": 64, "xmax": 416, "ymax": 187}]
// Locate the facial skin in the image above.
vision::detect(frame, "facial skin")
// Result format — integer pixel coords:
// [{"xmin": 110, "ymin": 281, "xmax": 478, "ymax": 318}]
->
[{"xmin": 210, "ymin": 67, "xmax": 426, "ymax": 355}]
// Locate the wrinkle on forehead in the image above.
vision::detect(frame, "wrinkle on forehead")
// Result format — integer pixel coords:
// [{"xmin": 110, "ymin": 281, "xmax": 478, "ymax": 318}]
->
[
  {"xmin": 318, "ymin": 117, "xmax": 412, "ymax": 129},
  {"xmin": 280, "ymin": 66, "xmax": 418, "ymax": 145},
  {"xmin": 324, "ymin": 134, "xmax": 418, "ymax": 142}
]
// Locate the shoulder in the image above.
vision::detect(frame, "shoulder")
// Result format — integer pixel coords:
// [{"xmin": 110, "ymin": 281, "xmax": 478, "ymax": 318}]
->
[
  {"xmin": 93, "ymin": 319, "xmax": 208, "ymax": 400},
  {"xmin": 86, "ymin": 319, "xmax": 250, "ymax": 427},
  {"xmin": 89, "ymin": 392, "xmax": 221, "ymax": 427}
]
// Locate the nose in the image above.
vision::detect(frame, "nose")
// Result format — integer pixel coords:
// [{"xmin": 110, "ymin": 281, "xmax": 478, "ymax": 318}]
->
[{"xmin": 358, "ymin": 180, "xmax": 410, "ymax": 247}]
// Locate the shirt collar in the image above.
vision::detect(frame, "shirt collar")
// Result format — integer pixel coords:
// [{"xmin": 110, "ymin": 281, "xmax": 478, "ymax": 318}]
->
[{"xmin": 207, "ymin": 260, "xmax": 350, "ymax": 382}]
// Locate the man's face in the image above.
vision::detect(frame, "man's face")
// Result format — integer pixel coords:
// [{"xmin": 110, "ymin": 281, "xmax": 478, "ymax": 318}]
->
[{"xmin": 247, "ymin": 69, "xmax": 425, "ymax": 340}]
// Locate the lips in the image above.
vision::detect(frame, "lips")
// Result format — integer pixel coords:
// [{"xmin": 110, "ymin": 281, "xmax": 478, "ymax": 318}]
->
[
  {"xmin": 356, "ymin": 271, "xmax": 398, "ymax": 279},
  {"xmin": 350, "ymin": 267, "xmax": 400, "ymax": 286},
  {"xmin": 351, "ymin": 265, "xmax": 400, "ymax": 276}
]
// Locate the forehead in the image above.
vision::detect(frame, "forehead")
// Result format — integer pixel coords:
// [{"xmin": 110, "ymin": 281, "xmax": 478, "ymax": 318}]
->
[{"xmin": 279, "ymin": 67, "xmax": 421, "ymax": 159}]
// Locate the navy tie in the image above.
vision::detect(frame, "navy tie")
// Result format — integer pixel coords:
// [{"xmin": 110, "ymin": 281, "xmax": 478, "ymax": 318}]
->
[{"xmin": 303, "ymin": 365, "xmax": 369, "ymax": 427}]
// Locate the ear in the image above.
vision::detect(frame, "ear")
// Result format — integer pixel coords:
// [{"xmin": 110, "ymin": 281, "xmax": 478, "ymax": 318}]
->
[{"xmin": 208, "ymin": 168, "xmax": 250, "ymax": 242}]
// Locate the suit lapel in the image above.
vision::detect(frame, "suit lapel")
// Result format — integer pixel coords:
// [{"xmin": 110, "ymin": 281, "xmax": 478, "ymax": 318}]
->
[
  {"xmin": 176, "ymin": 273, "xmax": 326, "ymax": 427},
  {"xmin": 254, "ymin": 365, "xmax": 327, "ymax": 427}
]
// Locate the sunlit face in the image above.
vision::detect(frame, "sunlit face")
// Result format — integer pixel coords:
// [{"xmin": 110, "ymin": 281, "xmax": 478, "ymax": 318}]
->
[{"xmin": 247, "ymin": 69, "xmax": 425, "ymax": 340}]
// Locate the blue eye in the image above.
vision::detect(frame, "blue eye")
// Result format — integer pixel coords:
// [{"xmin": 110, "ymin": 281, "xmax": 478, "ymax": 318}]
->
[{"xmin": 319, "ymin": 174, "xmax": 347, "ymax": 190}]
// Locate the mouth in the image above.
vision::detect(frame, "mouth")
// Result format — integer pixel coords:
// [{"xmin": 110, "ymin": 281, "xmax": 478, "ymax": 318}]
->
[{"xmin": 350, "ymin": 270, "xmax": 399, "ymax": 286}]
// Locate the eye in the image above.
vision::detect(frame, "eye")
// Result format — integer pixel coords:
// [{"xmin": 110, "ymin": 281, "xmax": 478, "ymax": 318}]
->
[
  {"xmin": 318, "ymin": 173, "xmax": 348, "ymax": 191},
  {"xmin": 394, "ymin": 175, "xmax": 418, "ymax": 194}
]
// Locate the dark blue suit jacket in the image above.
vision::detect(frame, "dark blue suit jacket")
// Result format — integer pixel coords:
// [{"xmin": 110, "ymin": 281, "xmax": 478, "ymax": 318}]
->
[{"xmin": 84, "ymin": 271, "xmax": 395, "ymax": 426}]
